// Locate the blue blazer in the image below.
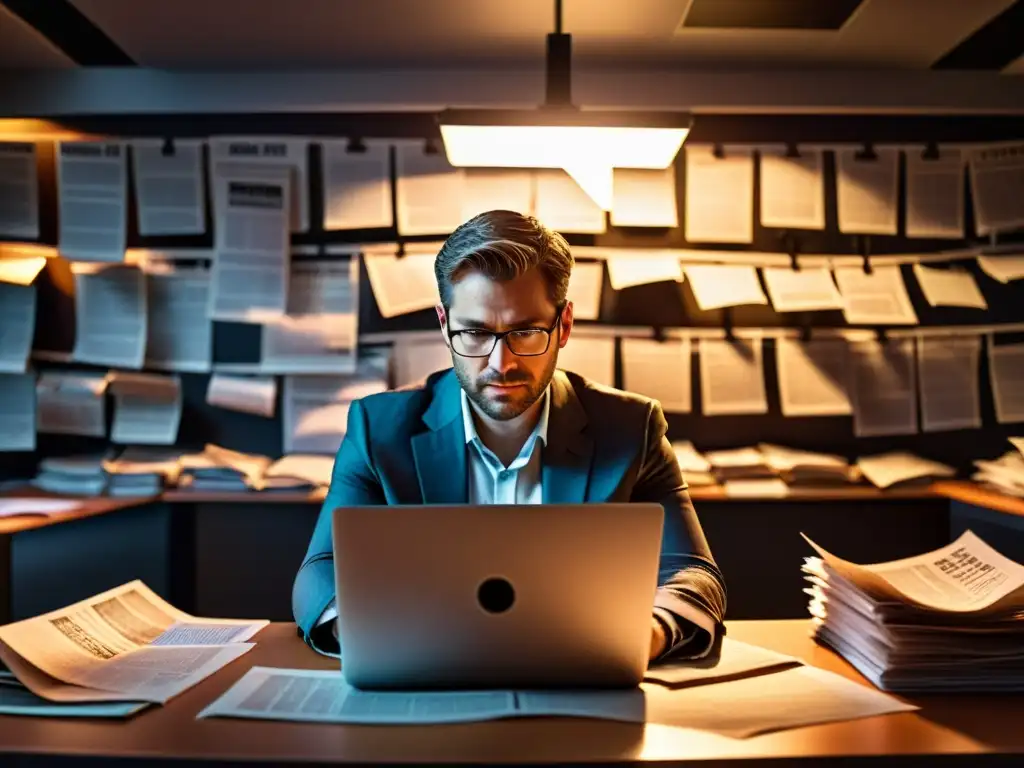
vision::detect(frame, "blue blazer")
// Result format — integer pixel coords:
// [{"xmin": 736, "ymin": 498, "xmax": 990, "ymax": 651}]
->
[{"xmin": 293, "ymin": 369, "xmax": 727, "ymax": 649}]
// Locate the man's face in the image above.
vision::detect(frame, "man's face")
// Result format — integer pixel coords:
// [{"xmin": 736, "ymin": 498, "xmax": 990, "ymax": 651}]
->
[{"xmin": 438, "ymin": 268, "xmax": 573, "ymax": 422}]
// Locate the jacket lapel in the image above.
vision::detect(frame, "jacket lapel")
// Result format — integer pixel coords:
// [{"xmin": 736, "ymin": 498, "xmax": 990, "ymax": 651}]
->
[
  {"xmin": 411, "ymin": 371, "xmax": 468, "ymax": 504},
  {"xmin": 542, "ymin": 372, "xmax": 594, "ymax": 504}
]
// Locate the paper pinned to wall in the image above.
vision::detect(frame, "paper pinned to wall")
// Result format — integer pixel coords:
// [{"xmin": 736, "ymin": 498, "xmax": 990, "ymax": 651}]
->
[
  {"xmin": 72, "ymin": 265, "xmax": 147, "ymax": 369},
  {"xmin": 209, "ymin": 137, "xmax": 309, "ymax": 232},
  {"xmin": 206, "ymin": 374, "xmax": 277, "ymax": 418},
  {"xmin": 761, "ymin": 267, "xmax": 843, "ymax": 312},
  {"xmin": 0, "ymin": 283, "xmax": 35, "ymax": 374},
  {"xmin": 533, "ymin": 169, "xmax": 606, "ymax": 234},
  {"xmin": 557, "ymin": 336, "xmax": 615, "ymax": 387},
  {"xmin": 364, "ymin": 250, "xmax": 439, "ymax": 318},
  {"xmin": 108, "ymin": 372, "xmax": 183, "ymax": 446},
  {"xmin": 775, "ymin": 339, "xmax": 852, "ymax": 417},
  {"xmin": 322, "ymin": 140, "xmax": 393, "ymax": 230},
  {"xmin": 912, "ymin": 263, "xmax": 987, "ymax": 309},
  {"xmin": 461, "ymin": 169, "xmax": 534, "ymax": 222},
  {"xmin": 969, "ymin": 143, "xmax": 1024, "ymax": 236},
  {"xmin": 698, "ymin": 338, "xmax": 768, "ymax": 415},
  {"xmin": 849, "ymin": 339, "xmax": 918, "ymax": 437},
  {"xmin": 834, "ymin": 265, "xmax": 918, "ymax": 325},
  {"xmin": 988, "ymin": 336, "xmax": 1024, "ymax": 424},
  {"xmin": 395, "ymin": 143, "xmax": 465, "ymax": 236},
  {"xmin": 610, "ymin": 166, "xmax": 678, "ymax": 228},
  {"xmin": 758, "ymin": 146, "xmax": 825, "ymax": 230},
  {"xmin": 565, "ymin": 261, "xmax": 604, "ymax": 321},
  {"xmin": 684, "ymin": 145, "xmax": 753, "ymax": 244},
  {"xmin": 130, "ymin": 139, "xmax": 206, "ymax": 236},
  {"xmin": 144, "ymin": 264, "xmax": 212, "ymax": 373},
  {"xmin": 393, "ymin": 338, "xmax": 451, "ymax": 389},
  {"xmin": 606, "ymin": 252, "xmax": 683, "ymax": 290},
  {"xmin": 836, "ymin": 148, "xmax": 899, "ymax": 235},
  {"xmin": 977, "ymin": 254, "xmax": 1024, "ymax": 284},
  {"xmin": 905, "ymin": 147, "xmax": 964, "ymax": 239},
  {"xmin": 36, "ymin": 372, "xmax": 108, "ymax": 438},
  {"xmin": 684, "ymin": 264, "xmax": 768, "ymax": 311},
  {"xmin": 0, "ymin": 142, "xmax": 39, "ymax": 239},
  {"xmin": 56, "ymin": 141, "xmax": 127, "ymax": 262},
  {"xmin": 283, "ymin": 370, "xmax": 388, "ymax": 455},
  {"xmin": 621, "ymin": 337, "xmax": 691, "ymax": 413},
  {"xmin": 0, "ymin": 374, "xmax": 36, "ymax": 452},
  {"xmin": 917, "ymin": 336, "xmax": 981, "ymax": 432}
]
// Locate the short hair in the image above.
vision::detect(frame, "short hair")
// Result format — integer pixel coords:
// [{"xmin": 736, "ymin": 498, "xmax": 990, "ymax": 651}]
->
[{"xmin": 434, "ymin": 210, "xmax": 573, "ymax": 309}]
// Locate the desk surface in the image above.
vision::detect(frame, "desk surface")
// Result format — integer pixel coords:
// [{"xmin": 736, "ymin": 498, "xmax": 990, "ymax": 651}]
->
[
  {"xmin": 0, "ymin": 489, "xmax": 156, "ymax": 535},
  {"xmin": 932, "ymin": 480, "xmax": 1024, "ymax": 519},
  {"xmin": 1, "ymin": 620, "xmax": 1021, "ymax": 766}
]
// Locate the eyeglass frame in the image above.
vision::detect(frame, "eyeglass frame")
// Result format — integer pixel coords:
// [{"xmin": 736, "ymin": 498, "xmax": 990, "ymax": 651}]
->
[{"xmin": 446, "ymin": 303, "xmax": 567, "ymax": 358}]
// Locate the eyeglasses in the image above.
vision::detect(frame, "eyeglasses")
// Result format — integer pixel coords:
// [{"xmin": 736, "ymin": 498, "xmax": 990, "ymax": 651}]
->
[{"xmin": 448, "ymin": 307, "xmax": 564, "ymax": 358}]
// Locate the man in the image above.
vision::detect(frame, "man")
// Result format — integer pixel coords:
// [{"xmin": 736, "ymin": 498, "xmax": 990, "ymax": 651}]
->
[{"xmin": 293, "ymin": 210, "xmax": 726, "ymax": 661}]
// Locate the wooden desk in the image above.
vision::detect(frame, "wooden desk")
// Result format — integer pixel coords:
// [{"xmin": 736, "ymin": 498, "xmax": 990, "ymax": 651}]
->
[
  {"xmin": 1, "ymin": 620, "xmax": 1021, "ymax": 767},
  {"xmin": 0, "ymin": 488, "xmax": 156, "ymax": 535},
  {"xmin": 932, "ymin": 480, "xmax": 1024, "ymax": 520}
]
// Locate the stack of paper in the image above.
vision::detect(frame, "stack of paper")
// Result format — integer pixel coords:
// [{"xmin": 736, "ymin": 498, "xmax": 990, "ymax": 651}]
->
[
  {"xmin": 704, "ymin": 447, "xmax": 777, "ymax": 482},
  {"xmin": 856, "ymin": 452, "xmax": 956, "ymax": 489},
  {"xmin": 262, "ymin": 454, "xmax": 335, "ymax": 492},
  {"xmin": 759, "ymin": 444, "xmax": 858, "ymax": 486},
  {"xmin": 804, "ymin": 531, "xmax": 1024, "ymax": 692},
  {"xmin": 671, "ymin": 441, "xmax": 716, "ymax": 486},
  {"xmin": 31, "ymin": 454, "xmax": 109, "ymax": 496},
  {"xmin": 102, "ymin": 446, "xmax": 183, "ymax": 497},
  {"xmin": 177, "ymin": 444, "xmax": 271, "ymax": 492},
  {"xmin": 971, "ymin": 438, "xmax": 1024, "ymax": 496}
]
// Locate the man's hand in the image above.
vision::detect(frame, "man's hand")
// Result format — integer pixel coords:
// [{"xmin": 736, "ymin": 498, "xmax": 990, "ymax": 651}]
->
[{"xmin": 649, "ymin": 616, "xmax": 667, "ymax": 661}]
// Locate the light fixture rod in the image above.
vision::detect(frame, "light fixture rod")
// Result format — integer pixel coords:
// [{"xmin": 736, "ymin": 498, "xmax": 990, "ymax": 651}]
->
[{"xmin": 545, "ymin": 0, "xmax": 573, "ymax": 107}]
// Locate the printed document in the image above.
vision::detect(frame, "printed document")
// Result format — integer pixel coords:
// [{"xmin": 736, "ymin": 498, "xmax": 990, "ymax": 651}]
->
[
  {"xmin": 0, "ymin": 141, "xmax": 38, "ymax": 238},
  {"xmin": 988, "ymin": 337, "xmax": 1024, "ymax": 424},
  {"xmin": 462, "ymin": 168, "xmax": 534, "ymax": 222},
  {"xmin": 698, "ymin": 338, "xmax": 768, "ymax": 415},
  {"xmin": 321, "ymin": 140, "xmax": 392, "ymax": 230},
  {"xmin": 856, "ymin": 452, "xmax": 955, "ymax": 490},
  {"xmin": 210, "ymin": 137, "xmax": 309, "ymax": 232},
  {"xmin": 72, "ymin": 265, "xmax": 147, "ymax": 369},
  {"xmin": 621, "ymin": 337, "xmax": 691, "ymax": 413},
  {"xmin": 762, "ymin": 267, "xmax": 843, "ymax": 312},
  {"xmin": 758, "ymin": 147, "xmax": 825, "ymax": 230},
  {"xmin": 917, "ymin": 336, "xmax": 981, "ymax": 432},
  {"xmin": 144, "ymin": 263, "xmax": 212, "ymax": 372},
  {"xmin": 610, "ymin": 166, "xmax": 678, "ymax": 228},
  {"xmin": 968, "ymin": 143, "xmax": 1024, "ymax": 236},
  {"xmin": 395, "ymin": 143, "xmax": 465, "ymax": 235},
  {"xmin": 834, "ymin": 265, "xmax": 918, "ymax": 325},
  {"xmin": 0, "ymin": 282, "xmax": 35, "ymax": 373},
  {"xmin": 912, "ymin": 263, "xmax": 986, "ymax": 309},
  {"xmin": 0, "ymin": 373, "xmax": 36, "ymax": 451},
  {"xmin": 684, "ymin": 145, "xmax": 753, "ymax": 243},
  {"xmin": 207, "ymin": 374, "xmax": 277, "ymax": 418},
  {"xmin": 393, "ymin": 338, "xmax": 452, "ymax": 388},
  {"xmin": 976, "ymin": 253, "xmax": 1024, "ymax": 283},
  {"xmin": 836, "ymin": 148, "xmax": 899, "ymax": 235},
  {"xmin": 0, "ymin": 675, "xmax": 148, "ymax": 719},
  {"xmin": 533, "ymin": 169, "xmax": 606, "ymax": 234},
  {"xmin": 0, "ymin": 253, "xmax": 47, "ymax": 286},
  {"xmin": 0, "ymin": 581, "xmax": 265, "ymax": 704},
  {"xmin": 684, "ymin": 264, "xmax": 767, "ymax": 311},
  {"xmin": 848, "ymin": 339, "xmax": 918, "ymax": 437},
  {"xmin": 283, "ymin": 372, "xmax": 387, "ymax": 455},
  {"xmin": 606, "ymin": 252, "xmax": 683, "ymax": 290},
  {"xmin": 565, "ymin": 260, "xmax": 604, "ymax": 320},
  {"xmin": 210, "ymin": 169, "xmax": 290, "ymax": 321},
  {"xmin": 56, "ymin": 141, "xmax": 127, "ymax": 262},
  {"xmin": 557, "ymin": 336, "xmax": 615, "ymax": 387},
  {"xmin": 364, "ymin": 250, "xmax": 439, "ymax": 318},
  {"xmin": 130, "ymin": 139, "xmax": 205, "ymax": 235},
  {"xmin": 775, "ymin": 338, "xmax": 852, "ymax": 416},
  {"xmin": 36, "ymin": 371, "xmax": 108, "ymax": 437},
  {"xmin": 905, "ymin": 148, "xmax": 965, "ymax": 239},
  {"xmin": 108, "ymin": 372, "xmax": 183, "ymax": 445}
]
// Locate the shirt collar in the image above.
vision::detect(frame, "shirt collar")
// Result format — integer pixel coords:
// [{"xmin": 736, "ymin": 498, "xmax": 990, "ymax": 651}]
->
[{"xmin": 461, "ymin": 385, "xmax": 550, "ymax": 449}]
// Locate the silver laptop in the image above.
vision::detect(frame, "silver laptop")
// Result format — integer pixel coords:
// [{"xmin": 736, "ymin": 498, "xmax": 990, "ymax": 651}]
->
[{"xmin": 331, "ymin": 503, "xmax": 664, "ymax": 690}]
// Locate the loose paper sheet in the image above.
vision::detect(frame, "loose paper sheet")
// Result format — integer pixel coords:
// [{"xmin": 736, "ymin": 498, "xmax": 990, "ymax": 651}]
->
[
  {"xmin": 109, "ymin": 372, "xmax": 183, "ymax": 445},
  {"xmin": 0, "ymin": 282, "xmax": 35, "ymax": 373},
  {"xmin": 610, "ymin": 166, "xmax": 678, "ymax": 227},
  {"xmin": 364, "ymin": 251, "xmax": 439, "ymax": 318},
  {"xmin": 36, "ymin": 372, "xmax": 107, "ymax": 438},
  {"xmin": 684, "ymin": 264, "xmax": 767, "ymax": 311},
  {"xmin": 834, "ymin": 265, "xmax": 918, "ymax": 325},
  {"xmin": 393, "ymin": 338, "xmax": 452, "ymax": 388},
  {"xmin": 0, "ymin": 254, "xmax": 46, "ymax": 286},
  {"xmin": 565, "ymin": 261, "xmax": 604, "ymax": 321},
  {"xmin": 209, "ymin": 137, "xmax": 309, "ymax": 232},
  {"xmin": 672, "ymin": 441, "xmax": 711, "ymax": 474},
  {"xmin": 56, "ymin": 141, "xmax": 127, "ymax": 262},
  {"xmin": 836, "ymin": 148, "xmax": 899, "ymax": 235},
  {"xmin": 606, "ymin": 252, "xmax": 683, "ymax": 290},
  {"xmin": 130, "ymin": 139, "xmax": 205, "ymax": 235},
  {"xmin": 977, "ymin": 254, "xmax": 1024, "ymax": 284},
  {"xmin": 849, "ymin": 339, "xmax": 918, "ymax": 437},
  {"xmin": 72, "ymin": 265, "xmax": 147, "ymax": 369},
  {"xmin": 144, "ymin": 264, "xmax": 212, "ymax": 373},
  {"xmin": 723, "ymin": 478, "xmax": 789, "ymax": 498},
  {"xmin": 762, "ymin": 267, "xmax": 844, "ymax": 312},
  {"xmin": 856, "ymin": 452, "xmax": 956, "ymax": 489},
  {"xmin": 699, "ymin": 338, "xmax": 768, "ymax": 415},
  {"xmin": 912, "ymin": 263, "xmax": 986, "ymax": 309},
  {"xmin": 283, "ymin": 373, "xmax": 388, "ymax": 455},
  {"xmin": 557, "ymin": 337, "xmax": 615, "ymax": 387},
  {"xmin": 533, "ymin": 169, "xmax": 606, "ymax": 234},
  {"xmin": 0, "ymin": 373, "xmax": 36, "ymax": 451},
  {"xmin": 0, "ymin": 142, "xmax": 39, "ymax": 238},
  {"xmin": 684, "ymin": 145, "xmax": 754, "ymax": 244},
  {"xmin": 645, "ymin": 638, "xmax": 801, "ymax": 686},
  {"xmin": 0, "ymin": 498, "xmax": 81, "ymax": 518},
  {"xmin": 905, "ymin": 148, "xmax": 964, "ymax": 239},
  {"xmin": 321, "ymin": 140, "xmax": 392, "ymax": 230},
  {"xmin": 461, "ymin": 168, "xmax": 534, "ymax": 221},
  {"xmin": 969, "ymin": 143, "xmax": 1024, "ymax": 236},
  {"xmin": 917, "ymin": 336, "xmax": 981, "ymax": 432},
  {"xmin": 209, "ymin": 169, "xmax": 290, "ymax": 321},
  {"xmin": 988, "ymin": 337, "xmax": 1024, "ymax": 424},
  {"xmin": 206, "ymin": 374, "xmax": 277, "ymax": 418},
  {"xmin": 758, "ymin": 147, "xmax": 825, "ymax": 230},
  {"xmin": 621, "ymin": 337, "xmax": 691, "ymax": 413},
  {"xmin": 395, "ymin": 143, "xmax": 465, "ymax": 236},
  {"xmin": 265, "ymin": 454, "xmax": 335, "ymax": 487},
  {"xmin": 775, "ymin": 338, "xmax": 852, "ymax": 416}
]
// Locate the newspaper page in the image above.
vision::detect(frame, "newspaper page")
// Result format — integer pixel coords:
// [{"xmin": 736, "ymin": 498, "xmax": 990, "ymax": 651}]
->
[
  {"xmin": 849, "ymin": 339, "xmax": 917, "ymax": 437},
  {"xmin": 395, "ymin": 142, "xmax": 465, "ymax": 236},
  {"xmin": 322, "ymin": 140, "xmax": 392, "ymax": 230},
  {"xmin": 0, "ymin": 373, "xmax": 36, "ymax": 451},
  {"xmin": 977, "ymin": 254, "xmax": 1024, "ymax": 284},
  {"xmin": 0, "ymin": 580, "xmax": 266, "ymax": 703},
  {"xmin": 565, "ymin": 260, "xmax": 604, "ymax": 320},
  {"xmin": 969, "ymin": 143, "xmax": 1024, "ymax": 236},
  {"xmin": 108, "ymin": 371, "xmax": 183, "ymax": 445},
  {"xmin": 758, "ymin": 146, "xmax": 825, "ymax": 230},
  {"xmin": 72, "ymin": 264, "xmax": 147, "ymax": 369},
  {"xmin": 533, "ymin": 169, "xmax": 606, "ymax": 234},
  {"xmin": 611, "ymin": 166, "xmax": 678, "ymax": 228},
  {"xmin": 698, "ymin": 338, "xmax": 768, "ymax": 415},
  {"xmin": 775, "ymin": 338, "xmax": 852, "ymax": 417},
  {"xmin": 557, "ymin": 336, "xmax": 615, "ymax": 387},
  {"xmin": 606, "ymin": 252, "xmax": 683, "ymax": 290},
  {"xmin": 621, "ymin": 337, "xmax": 691, "ymax": 413},
  {"xmin": 283, "ymin": 372, "xmax": 388, "ymax": 455},
  {"xmin": 834, "ymin": 265, "xmax": 919, "ymax": 325},
  {"xmin": 917, "ymin": 336, "xmax": 981, "ymax": 432},
  {"xmin": 462, "ymin": 168, "xmax": 534, "ymax": 222},
  {"xmin": 210, "ymin": 169, "xmax": 290, "ymax": 321},
  {"xmin": 988, "ymin": 337, "xmax": 1024, "ymax": 424},
  {"xmin": 210, "ymin": 137, "xmax": 309, "ymax": 233},
  {"xmin": 206, "ymin": 374, "xmax": 277, "ymax": 418},
  {"xmin": 684, "ymin": 265, "xmax": 767, "ymax": 311},
  {"xmin": 762, "ymin": 267, "xmax": 844, "ymax": 312},
  {"xmin": 364, "ymin": 250, "xmax": 439, "ymax": 318},
  {"xmin": 36, "ymin": 371, "xmax": 108, "ymax": 437},
  {"xmin": 144, "ymin": 263, "xmax": 212, "ymax": 373},
  {"xmin": 130, "ymin": 139, "xmax": 206, "ymax": 235},
  {"xmin": 0, "ymin": 282, "xmax": 35, "ymax": 373},
  {"xmin": 836, "ymin": 148, "xmax": 899, "ymax": 235},
  {"xmin": 393, "ymin": 338, "xmax": 452, "ymax": 388},
  {"xmin": 912, "ymin": 263, "xmax": 987, "ymax": 310},
  {"xmin": 0, "ymin": 141, "xmax": 39, "ymax": 238},
  {"xmin": 56, "ymin": 141, "xmax": 127, "ymax": 262},
  {"xmin": 684, "ymin": 145, "xmax": 754, "ymax": 244},
  {"xmin": 905, "ymin": 147, "xmax": 965, "ymax": 239}
]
